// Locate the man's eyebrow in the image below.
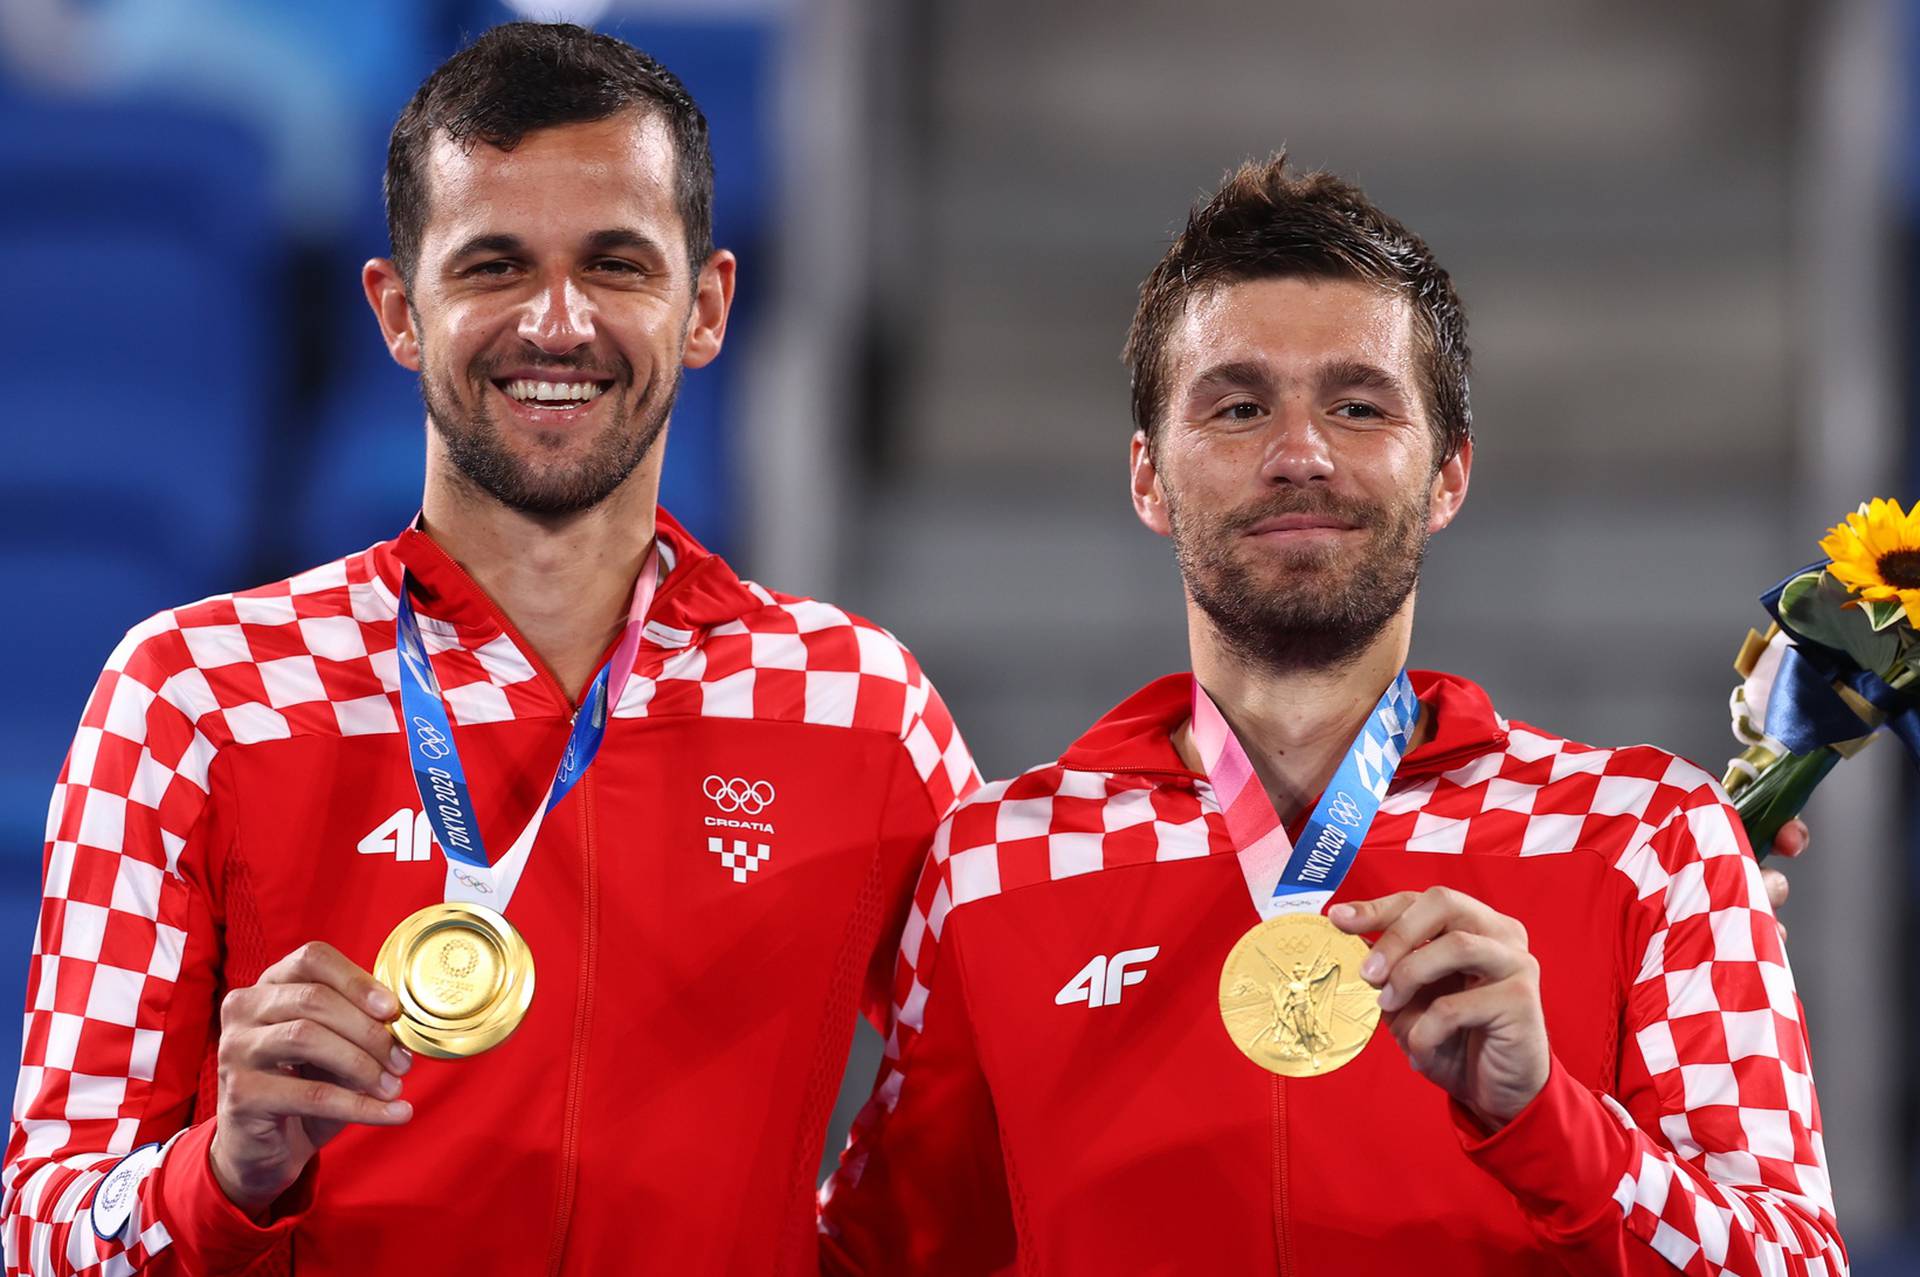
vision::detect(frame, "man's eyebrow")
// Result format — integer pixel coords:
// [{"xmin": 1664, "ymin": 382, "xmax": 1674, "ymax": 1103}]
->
[
  {"xmin": 583, "ymin": 227, "xmax": 669, "ymax": 257},
  {"xmin": 1319, "ymin": 359, "xmax": 1408, "ymax": 395},
  {"xmin": 445, "ymin": 232, "xmax": 524, "ymax": 263},
  {"xmin": 1185, "ymin": 360, "xmax": 1276, "ymax": 398}
]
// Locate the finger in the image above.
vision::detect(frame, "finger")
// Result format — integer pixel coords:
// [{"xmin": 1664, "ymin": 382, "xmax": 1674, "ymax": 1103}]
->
[
  {"xmin": 1376, "ymin": 931, "xmax": 1533, "ymax": 1013},
  {"xmin": 1395, "ymin": 983, "xmax": 1523, "ymax": 1068},
  {"xmin": 1328, "ymin": 892, "xmax": 1420, "ymax": 936},
  {"xmin": 259, "ymin": 942, "xmax": 399, "ymax": 1021},
  {"xmin": 227, "ymin": 1015, "xmax": 406, "ymax": 1100},
  {"xmin": 1357, "ymin": 887, "xmax": 1525, "ymax": 988},
  {"xmin": 1761, "ymin": 867, "xmax": 1790, "ymax": 911},
  {"xmin": 1769, "ymin": 819, "xmax": 1809, "ymax": 860},
  {"xmin": 224, "ymin": 1069, "xmax": 413, "ymax": 1129},
  {"xmin": 224, "ymin": 983, "xmax": 413, "ymax": 1078}
]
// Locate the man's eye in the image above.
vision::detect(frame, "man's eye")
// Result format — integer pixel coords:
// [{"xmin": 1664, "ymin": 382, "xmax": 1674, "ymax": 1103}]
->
[
  {"xmin": 590, "ymin": 259, "xmax": 643, "ymax": 274},
  {"xmin": 1220, "ymin": 402, "xmax": 1264, "ymax": 421},
  {"xmin": 1334, "ymin": 401, "xmax": 1381, "ymax": 420},
  {"xmin": 467, "ymin": 260, "xmax": 515, "ymax": 277}
]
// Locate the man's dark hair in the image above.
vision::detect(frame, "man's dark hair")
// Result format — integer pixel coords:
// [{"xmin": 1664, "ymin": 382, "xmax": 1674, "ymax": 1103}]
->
[
  {"xmin": 384, "ymin": 22, "xmax": 714, "ymax": 284},
  {"xmin": 1123, "ymin": 152, "xmax": 1471, "ymax": 463}
]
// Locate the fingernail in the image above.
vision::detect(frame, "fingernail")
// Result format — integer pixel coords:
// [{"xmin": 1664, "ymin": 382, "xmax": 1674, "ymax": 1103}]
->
[
  {"xmin": 377, "ymin": 1072, "xmax": 401, "ymax": 1099},
  {"xmin": 389, "ymin": 1045, "xmax": 413, "ymax": 1074},
  {"xmin": 385, "ymin": 1100, "xmax": 413, "ymax": 1121},
  {"xmin": 1378, "ymin": 985, "xmax": 1401, "ymax": 1012},
  {"xmin": 369, "ymin": 988, "xmax": 398, "ymax": 1018},
  {"xmin": 1328, "ymin": 904, "xmax": 1356, "ymax": 926},
  {"xmin": 1361, "ymin": 953, "xmax": 1386, "ymax": 983}
]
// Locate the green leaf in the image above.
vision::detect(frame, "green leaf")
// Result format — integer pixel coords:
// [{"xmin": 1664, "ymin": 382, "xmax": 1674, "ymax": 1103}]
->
[
  {"xmin": 1864, "ymin": 597, "xmax": 1909, "ymax": 632},
  {"xmin": 1778, "ymin": 571, "xmax": 1901, "ymax": 673}
]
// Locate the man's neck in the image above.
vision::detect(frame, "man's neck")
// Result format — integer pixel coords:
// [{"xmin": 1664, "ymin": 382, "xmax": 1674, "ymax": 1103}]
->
[
  {"xmin": 1174, "ymin": 605, "xmax": 1425, "ymax": 826},
  {"xmin": 419, "ymin": 465, "xmax": 660, "ymax": 705}
]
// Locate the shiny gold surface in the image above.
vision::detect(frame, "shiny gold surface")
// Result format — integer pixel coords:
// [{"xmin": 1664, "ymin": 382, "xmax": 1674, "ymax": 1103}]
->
[
  {"xmin": 1219, "ymin": 913, "xmax": 1380, "ymax": 1077},
  {"xmin": 374, "ymin": 902, "xmax": 533, "ymax": 1059}
]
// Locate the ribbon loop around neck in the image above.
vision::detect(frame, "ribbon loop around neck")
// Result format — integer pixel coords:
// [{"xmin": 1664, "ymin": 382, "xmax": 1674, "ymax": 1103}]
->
[
  {"xmin": 395, "ymin": 550, "xmax": 663, "ymax": 910},
  {"xmin": 1191, "ymin": 672, "xmax": 1418, "ymax": 920}
]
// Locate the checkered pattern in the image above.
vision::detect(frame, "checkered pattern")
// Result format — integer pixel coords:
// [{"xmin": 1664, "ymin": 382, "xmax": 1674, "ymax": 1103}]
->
[
  {"xmin": 823, "ymin": 684, "xmax": 1840, "ymax": 1276},
  {"xmin": 6, "ymin": 526, "xmax": 976, "ymax": 1277},
  {"xmin": 1353, "ymin": 678, "xmax": 1417, "ymax": 801}
]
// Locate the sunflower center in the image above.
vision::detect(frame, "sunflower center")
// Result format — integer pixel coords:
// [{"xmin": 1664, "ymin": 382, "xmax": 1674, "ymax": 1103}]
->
[{"xmin": 1878, "ymin": 548, "xmax": 1920, "ymax": 589}]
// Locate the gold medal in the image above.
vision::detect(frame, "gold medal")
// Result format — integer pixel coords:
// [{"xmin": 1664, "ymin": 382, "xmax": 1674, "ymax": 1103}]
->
[
  {"xmin": 1219, "ymin": 912, "xmax": 1379, "ymax": 1076},
  {"xmin": 374, "ymin": 902, "xmax": 534, "ymax": 1059}
]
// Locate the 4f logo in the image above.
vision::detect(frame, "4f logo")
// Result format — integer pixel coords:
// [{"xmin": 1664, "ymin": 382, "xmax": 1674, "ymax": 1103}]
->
[
  {"xmin": 358, "ymin": 809, "xmax": 434, "ymax": 862},
  {"xmin": 1055, "ymin": 947, "xmax": 1160, "ymax": 1009}
]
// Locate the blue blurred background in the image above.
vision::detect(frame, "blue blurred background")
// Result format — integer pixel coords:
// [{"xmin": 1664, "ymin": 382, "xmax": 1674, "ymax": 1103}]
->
[{"xmin": 2, "ymin": 0, "xmax": 1916, "ymax": 1266}]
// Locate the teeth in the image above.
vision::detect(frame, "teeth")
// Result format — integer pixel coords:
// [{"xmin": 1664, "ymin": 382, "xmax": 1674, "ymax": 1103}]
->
[{"xmin": 503, "ymin": 379, "xmax": 606, "ymax": 404}]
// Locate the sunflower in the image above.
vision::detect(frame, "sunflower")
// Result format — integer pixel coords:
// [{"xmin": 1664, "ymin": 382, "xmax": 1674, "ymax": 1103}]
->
[{"xmin": 1820, "ymin": 497, "xmax": 1920, "ymax": 625}]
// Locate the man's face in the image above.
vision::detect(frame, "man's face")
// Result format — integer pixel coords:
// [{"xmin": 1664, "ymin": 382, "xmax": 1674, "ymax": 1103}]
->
[
  {"xmin": 1131, "ymin": 276, "xmax": 1470, "ymax": 672},
  {"xmin": 372, "ymin": 111, "xmax": 723, "ymax": 517}
]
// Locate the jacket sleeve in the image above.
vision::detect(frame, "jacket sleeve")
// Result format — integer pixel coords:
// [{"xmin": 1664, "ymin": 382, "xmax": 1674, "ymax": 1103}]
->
[
  {"xmin": 860, "ymin": 654, "xmax": 980, "ymax": 1034},
  {"xmin": 1455, "ymin": 778, "xmax": 1845, "ymax": 1275},
  {"xmin": 2, "ymin": 619, "xmax": 308, "ymax": 1275},
  {"xmin": 819, "ymin": 817, "xmax": 1017, "ymax": 1277}
]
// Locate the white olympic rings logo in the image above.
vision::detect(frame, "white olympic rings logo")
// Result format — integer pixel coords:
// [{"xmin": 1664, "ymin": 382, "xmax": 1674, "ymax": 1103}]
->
[
  {"xmin": 412, "ymin": 716, "xmax": 451, "ymax": 760},
  {"xmin": 1326, "ymin": 791, "xmax": 1363, "ymax": 828},
  {"xmin": 704, "ymin": 775, "xmax": 776, "ymax": 815}
]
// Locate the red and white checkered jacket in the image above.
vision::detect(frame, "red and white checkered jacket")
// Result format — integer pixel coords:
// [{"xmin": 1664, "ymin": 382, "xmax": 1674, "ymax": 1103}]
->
[
  {"xmin": 819, "ymin": 670, "xmax": 1843, "ymax": 1276},
  {"xmin": 5, "ymin": 510, "xmax": 978, "ymax": 1277}
]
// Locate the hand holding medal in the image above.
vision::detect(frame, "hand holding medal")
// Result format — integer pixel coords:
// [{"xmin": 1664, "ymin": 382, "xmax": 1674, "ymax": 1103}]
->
[{"xmin": 1328, "ymin": 888, "xmax": 1549, "ymax": 1130}]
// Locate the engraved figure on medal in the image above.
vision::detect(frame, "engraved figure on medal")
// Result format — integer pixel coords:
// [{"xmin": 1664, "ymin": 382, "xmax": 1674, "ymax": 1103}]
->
[{"xmin": 1220, "ymin": 915, "xmax": 1381, "ymax": 1076}]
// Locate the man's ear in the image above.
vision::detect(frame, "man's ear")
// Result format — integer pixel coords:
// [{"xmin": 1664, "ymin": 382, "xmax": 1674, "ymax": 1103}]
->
[
  {"xmin": 1131, "ymin": 431, "xmax": 1173, "ymax": 538},
  {"xmin": 1427, "ymin": 436, "xmax": 1472, "ymax": 534},
  {"xmin": 363, "ymin": 258, "xmax": 421, "ymax": 371},
  {"xmin": 682, "ymin": 249, "xmax": 737, "ymax": 369}
]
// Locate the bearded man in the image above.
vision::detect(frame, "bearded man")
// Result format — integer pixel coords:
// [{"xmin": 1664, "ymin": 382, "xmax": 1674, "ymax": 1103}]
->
[
  {"xmin": 4, "ymin": 24, "xmax": 976, "ymax": 1276},
  {"xmin": 818, "ymin": 156, "xmax": 1840, "ymax": 1275}
]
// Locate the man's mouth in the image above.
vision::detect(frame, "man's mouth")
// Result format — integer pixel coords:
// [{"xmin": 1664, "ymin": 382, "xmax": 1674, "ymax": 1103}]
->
[
  {"xmin": 1244, "ymin": 513, "xmax": 1362, "ymax": 537},
  {"xmin": 495, "ymin": 377, "xmax": 612, "ymax": 406}
]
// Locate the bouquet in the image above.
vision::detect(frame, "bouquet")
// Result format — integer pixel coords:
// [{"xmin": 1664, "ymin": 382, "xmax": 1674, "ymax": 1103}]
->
[{"xmin": 1724, "ymin": 498, "xmax": 1920, "ymax": 857}]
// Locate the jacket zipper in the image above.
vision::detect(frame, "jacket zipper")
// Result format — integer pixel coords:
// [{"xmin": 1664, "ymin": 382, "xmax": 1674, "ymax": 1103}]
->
[
  {"xmin": 545, "ymin": 768, "xmax": 599, "ymax": 1274},
  {"xmin": 1272, "ymin": 1076, "xmax": 1291, "ymax": 1274}
]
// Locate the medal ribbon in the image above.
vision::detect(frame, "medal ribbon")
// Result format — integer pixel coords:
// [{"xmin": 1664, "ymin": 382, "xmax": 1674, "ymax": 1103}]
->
[
  {"xmin": 395, "ymin": 549, "xmax": 663, "ymax": 909},
  {"xmin": 1191, "ymin": 671, "xmax": 1418, "ymax": 919}
]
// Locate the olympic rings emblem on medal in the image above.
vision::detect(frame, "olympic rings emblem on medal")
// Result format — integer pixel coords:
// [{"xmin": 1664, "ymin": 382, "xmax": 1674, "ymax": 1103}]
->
[
  {"xmin": 412, "ymin": 716, "xmax": 452, "ymax": 760},
  {"xmin": 1326, "ymin": 791, "xmax": 1363, "ymax": 828},
  {"xmin": 704, "ymin": 775, "xmax": 776, "ymax": 815}
]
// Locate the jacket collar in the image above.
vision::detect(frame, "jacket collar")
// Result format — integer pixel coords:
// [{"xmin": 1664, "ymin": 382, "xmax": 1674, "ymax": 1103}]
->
[
  {"xmin": 368, "ymin": 506, "xmax": 764, "ymax": 648},
  {"xmin": 1057, "ymin": 669, "xmax": 1510, "ymax": 784}
]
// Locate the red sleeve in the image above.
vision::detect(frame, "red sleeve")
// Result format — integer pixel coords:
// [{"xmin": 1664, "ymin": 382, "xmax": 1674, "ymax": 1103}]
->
[
  {"xmin": 153, "ymin": 1121, "xmax": 313, "ymax": 1273},
  {"xmin": 819, "ymin": 822, "xmax": 1014, "ymax": 1277},
  {"xmin": 1, "ymin": 620, "xmax": 311, "ymax": 1275},
  {"xmin": 860, "ymin": 662, "xmax": 980, "ymax": 1034},
  {"xmin": 1456, "ymin": 781, "xmax": 1845, "ymax": 1275}
]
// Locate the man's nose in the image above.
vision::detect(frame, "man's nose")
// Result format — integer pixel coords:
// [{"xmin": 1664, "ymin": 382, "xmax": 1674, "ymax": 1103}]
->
[
  {"xmin": 518, "ymin": 275, "xmax": 596, "ymax": 354},
  {"xmin": 1258, "ymin": 403, "xmax": 1336, "ymax": 485}
]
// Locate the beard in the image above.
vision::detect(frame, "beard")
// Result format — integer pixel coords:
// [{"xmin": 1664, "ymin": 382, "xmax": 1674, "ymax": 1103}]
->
[
  {"xmin": 420, "ymin": 343, "xmax": 678, "ymax": 518},
  {"xmin": 1166, "ymin": 481, "xmax": 1431, "ymax": 673}
]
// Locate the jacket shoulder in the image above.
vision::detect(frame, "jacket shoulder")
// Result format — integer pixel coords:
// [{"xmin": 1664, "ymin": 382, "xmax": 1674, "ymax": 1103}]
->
[
  {"xmin": 96, "ymin": 547, "xmax": 395, "ymax": 751},
  {"xmin": 927, "ymin": 764, "xmax": 1214, "ymax": 918}
]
